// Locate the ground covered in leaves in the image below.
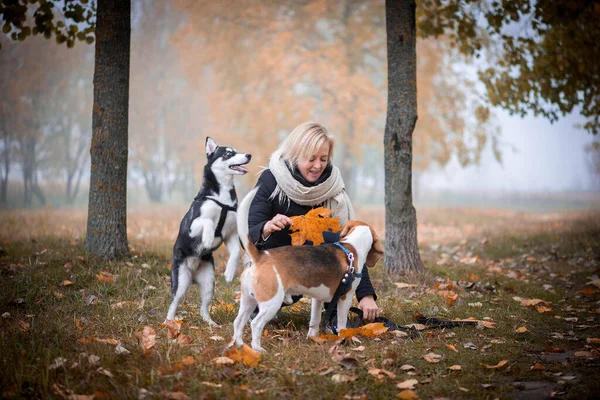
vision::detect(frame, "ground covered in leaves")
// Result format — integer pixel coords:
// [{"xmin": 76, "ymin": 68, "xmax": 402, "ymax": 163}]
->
[{"xmin": 0, "ymin": 206, "xmax": 599, "ymax": 399}]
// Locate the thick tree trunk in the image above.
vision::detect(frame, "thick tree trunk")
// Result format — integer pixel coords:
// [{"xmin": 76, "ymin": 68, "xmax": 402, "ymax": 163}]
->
[
  {"xmin": 85, "ymin": 0, "xmax": 131, "ymax": 259},
  {"xmin": 384, "ymin": 0, "xmax": 423, "ymax": 273}
]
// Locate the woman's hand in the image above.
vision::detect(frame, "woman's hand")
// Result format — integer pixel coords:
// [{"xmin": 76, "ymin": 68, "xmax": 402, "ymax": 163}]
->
[
  {"xmin": 263, "ymin": 214, "xmax": 294, "ymax": 237},
  {"xmin": 358, "ymin": 296, "xmax": 380, "ymax": 321}
]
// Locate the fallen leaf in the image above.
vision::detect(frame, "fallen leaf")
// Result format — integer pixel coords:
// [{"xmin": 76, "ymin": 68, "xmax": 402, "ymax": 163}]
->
[
  {"xmin": 111, "ymin": 301, "xmax": 142, "ymax": 309},
  {"xmin": 338, "ymin": 357, "xmax": 360, "ymax": 370},
  {"xmin": 115, "ymin": 342, "xmax": 131, "ymax": 355},
  {"xmin": 339, "ymin": 322, "xmax": 388, "ymax": 339},
  {"xmin": 588, "ymin": 280, "xmax": 600, "ymax": 288},
  {"xmin": 368, "ymin": 368, "xmax": 396, "ymax": 379},
  {"xmin": 531, "ymin": 363, "xmax": 545, "ymax": 371},
  {"xmin": 209, "ymin": 335, "xmax": 225, "ymax": 341},
  {"xmin": 97, "ymin": 367, "xmax": 114, "ymax": 377},
  {"xmin": 224, "ymin": 344, "xmax": 262, "ymax": 367},
  {"xmin": 18, "ymin": 320, "xmax": 30, "ymax": 332},
  {"xmin": 448, "ymin": 365, "xmax": 462, "ymax": 371},
  {"xmin": 331, "ymin": 374, "xmax": 356, "ymax": 383},
  {"xmin": 200, "ymin": 382, "xmax": 222, "ymax": 388},
  {"xmin": 212, "ymin": 356, "xmax": 235, "ymax": 365},
  {"xmin": 578, "ymin": 288, "xmax": 597, "ymax": 296},
  {"xmin": 520, "ymin": 298, "xmax": 551, "ymax": 308},
  {"xmin": 396, "ymin": 389, "xmax": 419, "ymax": 399},
  {"xmin": 394, "ymin": 283, "xmax": 417, "ymax": 289},
  {"xmin": 477, "ymin": 320, "xmax": 496, "ymax": 329},
  {"xmin": 515, "ymin": 326, "xmax": 528, "ymax": 333},
  {"xmin": 463, "ymin": 342, "xmax": 478, "ymax": 350},
  {"xmin": 86, "ymin": 295, "xmax": 98, "ymax": 305},
  {"xmin": 134, "ymin": 326, "xmax": 156, "ymax": 354},
  {"xmin": 536, "ymin": 306, "xmax": 553, "ymax": 313},
  {"xmin": 61, "ymin": 280, "xmax": 73, "ymax": 286},
  {"xmin": 94, "ymin": 338, "xmax": 119, "ymax": 345},
  {"xmin": 437, "ymin": 290, "xmax": 459, "ymax": 307},
  {"xmin": 96, "ymin": 270, "xmax": 114, "ymax": 283},
  {"xmin": 586, "ymin": 338, "xmax": 600, "ymax": 344},
  {"xmin": 162, "ymin": 391, "xmax": 191, "ymax": 400},
  {"xmin": 75, "ymin": 319, "xmax": 86, "ymax": 331},
  {"xmin": 446, "ymin": 344, "xmax": 458, "ymax": 353},
  {"xmin": 310, "ymin": 335, "xmax": 328, "ymax": 344},
  {"xmin": 352, "ymin": 346, "xmax": 365, "ymax": 352},
  {"xmin": 396, "ymin": 379, "xmax": 419, "ymax": 390},
  {"xmin": 164, "ymin": 319, "xmax": 183, "ymax": 340},
  {"xmin": 574, "ymin": 351, "xmax": 593, "ymax": 358},
  {"xmin": 423, "ymin": 352, "xmax": 442, "ymax": 363},
  {"xmin": 400, "ymin": 364, "xmax": 415, "ymax": 371},
  {"xmin": 482, "ymin": 360, "xmax": 508, "ymax": 369},
  {"xmin": 49, "ymin": 357, "xmax": 67, "ymax": 370},
  {"xmin": 177, "ymin": 334, "xmax": 193, "ymax": 345}
]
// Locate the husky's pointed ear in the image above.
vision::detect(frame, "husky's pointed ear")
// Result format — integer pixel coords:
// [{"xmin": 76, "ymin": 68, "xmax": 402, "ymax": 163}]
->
[{"xmin": 206, "ymin": 137, "xmax": 217, "ymax": 156}]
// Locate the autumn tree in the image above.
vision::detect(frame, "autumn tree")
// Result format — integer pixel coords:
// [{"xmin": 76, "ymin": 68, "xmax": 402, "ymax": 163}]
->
[
  {"xmin": 418, "ymin": 0, "xmax": 599, "ymax": 134},
  {"xmin": 85, "ymin": 0, "xmax": 130, "ymax": 258},
  {"xmin": 2, "ymin": 0, "xmax": 133, "ymax": 258},
  {"xmin": 384, "ymin": 0, "xmax": 422, "ymax": 272},
  {"xmin": 172, "ymin": 1, "xmax": 494, "ymax": 200},
  {"xmin": 0, "ymin": 34, "xmax": 58, "ymax": 207}
]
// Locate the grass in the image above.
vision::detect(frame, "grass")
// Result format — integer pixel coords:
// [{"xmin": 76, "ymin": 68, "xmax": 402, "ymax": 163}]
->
[{"xmin": 1, "ymin": 207, "xmax": 599, "ymax": 399}]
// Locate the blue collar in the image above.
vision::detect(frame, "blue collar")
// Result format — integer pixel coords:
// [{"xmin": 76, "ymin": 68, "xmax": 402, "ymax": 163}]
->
[{"xmin": 333, "ymin": 242, "xmax": 361, "ymax": 279}]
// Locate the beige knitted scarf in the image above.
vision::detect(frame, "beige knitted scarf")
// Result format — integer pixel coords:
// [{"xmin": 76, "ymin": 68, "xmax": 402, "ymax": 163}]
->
[{"xmin": 268, "ymin": 149, "xmax": 355, "ymax": 225}]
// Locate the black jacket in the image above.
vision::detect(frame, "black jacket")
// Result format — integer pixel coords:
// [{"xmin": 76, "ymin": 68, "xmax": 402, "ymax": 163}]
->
[{"xmin": 248, "ymin": 168, "xmax": 377, "ymax": 302}]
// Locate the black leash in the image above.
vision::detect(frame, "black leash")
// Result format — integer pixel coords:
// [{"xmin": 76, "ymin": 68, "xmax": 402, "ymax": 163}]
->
[
  {"xmin": 344, "ymin": 307, "xmax": 477, "ymax": 339},
  {"xmin": 206, "ymin": 197, "xmax": 237, "ymax": 238},
  {"xmin": 320, "ymin": 242, "xmax": 479, "ymax": 336},
  {"xmin": 321, "ymin": 242, "xmax": 360, "ymax": 335}
]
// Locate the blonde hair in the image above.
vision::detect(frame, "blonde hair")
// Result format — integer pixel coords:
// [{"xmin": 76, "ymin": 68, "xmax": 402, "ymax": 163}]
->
[{"xmin": 278, "ymin": 122, "xmax": 335, "ymax": 166}]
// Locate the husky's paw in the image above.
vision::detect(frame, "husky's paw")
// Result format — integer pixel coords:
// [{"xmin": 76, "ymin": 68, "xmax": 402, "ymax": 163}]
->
[
  {"xmin": 251, "ymin": 343, "xmax": 266, "ymax": 353},
  {"xmin": 201, "ymin": 231, "xmax": 214, "ymax": 250},
  {"xmin": 224, "ymin": 267, "xmax": 236, "ymax": 283}
]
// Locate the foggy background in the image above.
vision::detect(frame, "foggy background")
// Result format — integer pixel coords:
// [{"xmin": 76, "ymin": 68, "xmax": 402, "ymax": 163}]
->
[{"xmin": 1, "ymin": 0, "xmax": 598, "ymax": 213}]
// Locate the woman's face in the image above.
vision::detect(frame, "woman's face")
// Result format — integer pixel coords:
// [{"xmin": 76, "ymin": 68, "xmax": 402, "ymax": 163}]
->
[{"xmin": 297, "ymin": 141, "xmax": 330, "ymax": 183}]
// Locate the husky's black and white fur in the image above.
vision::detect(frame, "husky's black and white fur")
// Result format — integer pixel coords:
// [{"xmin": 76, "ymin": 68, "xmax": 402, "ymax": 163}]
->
[{"xmin": 166, "ymin": 137, "xmax": 251, "ymax": 325}]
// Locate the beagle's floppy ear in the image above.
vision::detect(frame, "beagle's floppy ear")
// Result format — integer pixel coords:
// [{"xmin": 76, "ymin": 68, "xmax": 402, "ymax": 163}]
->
[{"xmin": 366, "ymin": 227, "xmax": 384, "ymax": 267}]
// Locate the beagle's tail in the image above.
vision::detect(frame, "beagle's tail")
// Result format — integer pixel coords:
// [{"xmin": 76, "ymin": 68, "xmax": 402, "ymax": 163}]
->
[{"xmin": 237, "ymin": 186, "xmax": 260, "ymax": 262}]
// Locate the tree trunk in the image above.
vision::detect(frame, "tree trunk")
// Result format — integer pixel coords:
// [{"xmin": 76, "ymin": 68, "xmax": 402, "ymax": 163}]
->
[
  {"xmin": 20, "ymin": 136, "xmax": 36, "ymax": 208},
  {"xmin": 143, "ymin": 169, "xmax": 163, "ymax": 203},
  {"xmin": 384, "ymin": 0, "xmax": 423, "ymax": 273},
  {"xmin": 85, "ymin": 0, "xmax": 131, "ymax": 259}
]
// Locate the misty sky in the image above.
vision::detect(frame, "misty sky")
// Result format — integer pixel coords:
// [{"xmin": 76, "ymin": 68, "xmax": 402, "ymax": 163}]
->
[{"xmin": 421, "ymin": 110, "xmax": 597, "ymax": 192}]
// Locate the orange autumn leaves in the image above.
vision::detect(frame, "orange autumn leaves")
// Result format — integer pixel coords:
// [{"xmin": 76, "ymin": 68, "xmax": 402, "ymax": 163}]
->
[
  {"xmin": 289, "ymin": 207, "xmax": 340, "ymax": 246},
  {"xmin": 212, "ymin": 344, "xmax": 262, "ymax": 368},
  {"xmin": 310, "ymin": 322, "xmax": 389, "ymax": 343}
]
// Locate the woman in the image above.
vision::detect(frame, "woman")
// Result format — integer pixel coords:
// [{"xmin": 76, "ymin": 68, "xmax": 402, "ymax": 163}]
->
[{"xmin": 247, "ymin": 121, "xmax": 380, "ymax": 324}]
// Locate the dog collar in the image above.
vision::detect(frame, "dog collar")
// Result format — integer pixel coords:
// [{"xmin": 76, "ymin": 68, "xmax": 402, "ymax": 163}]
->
[{"xmin": 333, "ymin": 242, "xmax": 361, "ymax": 281}]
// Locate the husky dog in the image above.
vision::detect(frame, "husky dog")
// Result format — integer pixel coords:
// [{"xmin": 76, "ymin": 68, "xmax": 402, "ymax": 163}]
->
[{"xmin": 166, "ymin": 137, "xmax": 251, "ymax": 325}]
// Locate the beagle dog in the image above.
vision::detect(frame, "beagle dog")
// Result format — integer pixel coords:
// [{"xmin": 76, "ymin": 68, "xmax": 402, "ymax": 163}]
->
[{"xmin": 231, "ymin": 188, "xmax": 384, "ymax": 352}]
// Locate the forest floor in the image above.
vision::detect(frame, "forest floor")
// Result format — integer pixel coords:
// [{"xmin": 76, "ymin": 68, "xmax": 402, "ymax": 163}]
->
[{"xmin": 0, "ymin": 206, "xmax": 599, "ymax": 399}]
